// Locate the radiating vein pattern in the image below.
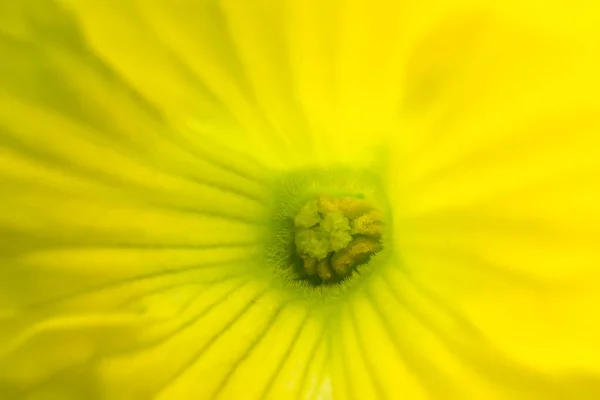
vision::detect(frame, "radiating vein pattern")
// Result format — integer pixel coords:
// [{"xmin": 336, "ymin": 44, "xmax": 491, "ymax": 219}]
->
[{"xmin": 2, "ymin": 0, "xmax": 600, "ymax": 399}]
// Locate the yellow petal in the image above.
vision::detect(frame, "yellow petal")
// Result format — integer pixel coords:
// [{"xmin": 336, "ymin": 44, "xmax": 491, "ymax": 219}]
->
[{"xmin": 2, "ymin": 0, "xmax": 600, "ymax": 399}]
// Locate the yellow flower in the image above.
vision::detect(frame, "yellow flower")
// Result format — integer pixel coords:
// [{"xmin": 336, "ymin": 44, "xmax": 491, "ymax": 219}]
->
[{"xmin": 2, "ymin": 0, "xmax": 600, "ymax": 399}]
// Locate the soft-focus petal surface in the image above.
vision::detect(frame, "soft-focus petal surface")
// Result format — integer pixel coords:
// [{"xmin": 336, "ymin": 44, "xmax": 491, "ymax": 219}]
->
[{"xmin": 1, "ymin": 0, "xmax": 600, "ymax": 399}]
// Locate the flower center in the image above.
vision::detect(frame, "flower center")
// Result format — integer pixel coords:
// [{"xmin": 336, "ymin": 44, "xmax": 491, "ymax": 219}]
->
[
  {"xmin": 262, "ymin": 167, "xmax": 391, "ymax": 295},
  {"xmin": 293, "ymin": 195, "xmax": 383, "ymax": 284}
]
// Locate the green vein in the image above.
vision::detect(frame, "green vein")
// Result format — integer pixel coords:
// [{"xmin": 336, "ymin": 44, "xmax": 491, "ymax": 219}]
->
[
  {"xmin": 115, "ymin": 272, "xmax": 243, "ymax": 311},
  {"xmin": 156, "ymin": 287, "xmax": 270, "ymax": 396},
  {"xmin": 0, "ymin": 126, "xmax": 267, "ymax": 212},
  {"xmin": 339, "ymin": 316, "xmax": 355, "ymax": 400},
  {"xmin": 400, "ymin": 242, "xmax": 545, "ymax": 288},
  {"xmin": 397, "ymin": 267, "xmax": 483, "ymax": 338},
  {"xmin": 210, "ymin": 300, "xmax": 290, "ymax": 399},
  {"xmin": 128, "ymin": 14, "xmax": 268, "ymax": 184},
  {"xmin": 381, "ymin": 268, "xmax": 560, "ymax": 396},
  {"xmin": 295, "ymin": 317, "xmax": 330, "ymax": 400},
  {"xmin": 364, "ymin": 289, "xmax": 437, "ymax": 389},
  {"xmin": 348, "ymin": 303, "xmax": 385, "ymax": 398},
  {"xmin": 22, "ymin": 257, "xmax": 252, "ymax": 311},
  {"xmin": 3, "ymin": 237, "xmax": 259, "ymax": 259},
  {"xmin": 108, "ymin": 279, "xmax": 250, "ymax": 359},
  {"xmin": 309, "ymin": 344, "xmax": 333, "ymax": 400},
  {"xmin": 212, "ymin": 1, "xmax": 299, "ymax": 155},
  {"xmin": 3, "ymin": 176, "xmax": 265, "ymax": 226},
  {"xmin": 20, "ymin": 359, "xmax": 95, "ymax": 398},
  {"xmin": 30, "ymin": 242, "xmax": 259, "ymax": 251},
  {"xmin": 373, "ymin": 275, "xmax": 459, "ymax": 398},
  {"xmin": 0, "ymin": 30, "xmax": 269, "ymax": 198},
  {"xmin": 74, "ymin": 29, "xmax": 269, "ymax": 186},
  {"xmin": 258, "ymin": 308, "xmax": 312, "ymax": 400},
  {"xmin": 382, "ymin": 268, "xmax": 473, "ymax": 347}
]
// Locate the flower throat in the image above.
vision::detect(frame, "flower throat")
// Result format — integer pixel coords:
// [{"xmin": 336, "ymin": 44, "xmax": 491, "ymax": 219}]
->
[{"xmin": 263, "ymin": 168, "xmax": 390, "ymax": 295}]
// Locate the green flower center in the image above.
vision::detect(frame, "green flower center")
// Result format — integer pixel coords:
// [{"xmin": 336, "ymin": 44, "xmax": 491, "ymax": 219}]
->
[
  {"xmin": 294, "ymin": 195, "xmax": 383, "ymax": 284},
  {"xmin": 262, "ymin": 167, "xmax": 391, "ymax": 297}
]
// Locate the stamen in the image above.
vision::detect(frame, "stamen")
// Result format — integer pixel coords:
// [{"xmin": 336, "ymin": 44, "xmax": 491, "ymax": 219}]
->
[
  {"xmin": 317, "ymin": 257, "xmax": 334, "ymax": 281},
  {"xmin": 351, "ymin": 210, "xmax": 384, "ymax": 236},
  {"xmin": 331, "ymin": 236, "xmax": 383, "ymax": 276},
  {"xmin": 293, "ymin": 195, "xmax": 384, "ymax": 284},
  {"xmin": 301, "ymin": 254, "xmax": 318, "ymax": 276},
  {"xmin": 318, "ymin": 195, "xmax": 371, "ymax": 219}
]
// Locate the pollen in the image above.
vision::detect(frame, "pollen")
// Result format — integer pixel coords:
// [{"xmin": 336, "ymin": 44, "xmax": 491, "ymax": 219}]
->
[{"xmin": 293, "ymin": 195, "xmax": 384, "ymax": 284}]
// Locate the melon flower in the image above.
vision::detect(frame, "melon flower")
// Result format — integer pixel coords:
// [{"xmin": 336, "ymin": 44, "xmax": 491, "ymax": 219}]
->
[{"xmin": 2, "ymin": 1, "xmax": 600, "ymax": 399}]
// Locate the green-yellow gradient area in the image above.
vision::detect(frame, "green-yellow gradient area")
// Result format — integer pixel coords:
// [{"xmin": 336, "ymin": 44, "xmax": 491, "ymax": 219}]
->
[{"xmin": 1, "ymin": 0, "xmax": 600, "ymax": 399}]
